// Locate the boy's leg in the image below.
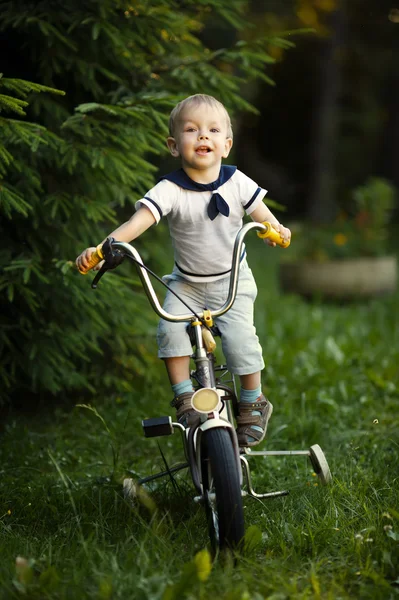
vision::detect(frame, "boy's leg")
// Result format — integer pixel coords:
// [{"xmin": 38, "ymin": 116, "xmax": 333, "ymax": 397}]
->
[
  {"xmin": 160, "ymin": 351, "xmax": 195, "ymax": 427},
  {"xmin": 164, "ymin": 356, "xmax": 196, "ymax": 425},
  {"xmin": 238, "ymin": 371, "xmax": 273, "ymax": 446},
  {"xmin": 240, "ymin": 372, "xmax": 261, "ymax": 390},
  {"xmin": 157, "ymin": 277, "xmax": 205, "ymax": 425},
  {"xmin": 164, "ymin": 356, "xmax": 191, "ymax": 385},
  {"xmin": 203, "ymin": 264, "xmax": 272, "ymax": 446}
]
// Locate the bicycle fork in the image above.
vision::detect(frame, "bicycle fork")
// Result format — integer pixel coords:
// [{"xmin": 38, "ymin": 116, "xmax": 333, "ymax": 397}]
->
[{"xmin": 188, "ymin": 320, "xmax": 243, "ymax": 497}]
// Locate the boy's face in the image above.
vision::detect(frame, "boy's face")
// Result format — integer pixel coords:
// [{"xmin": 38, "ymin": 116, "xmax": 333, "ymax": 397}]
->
[{"xmin": 167, "ymin": 103, "xmax": 233, "ymax": 180}]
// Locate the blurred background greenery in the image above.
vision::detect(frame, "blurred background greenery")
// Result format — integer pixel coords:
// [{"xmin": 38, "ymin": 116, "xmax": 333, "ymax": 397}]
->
[
  {"xmin": 1, "ymin": 3, "xmax": 399, "ymax": 597},
  {"xmin": 1, "ymin": 0, "xmax": 398, "ymax": 408}
]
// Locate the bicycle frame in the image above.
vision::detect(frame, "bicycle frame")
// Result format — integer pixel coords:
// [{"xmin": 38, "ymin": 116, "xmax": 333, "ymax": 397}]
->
[
  {"xmin": 113, "ymin": 221, "xmax": 267, "ymax": 496},
  {"xmin": 87, "ymin": 220, "xmax": 332, "ymax": 551}
]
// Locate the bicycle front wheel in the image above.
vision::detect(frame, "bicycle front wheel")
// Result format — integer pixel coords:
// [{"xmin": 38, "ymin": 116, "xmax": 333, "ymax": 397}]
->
[{"xmin": 200, "ymin": 428, "xmax": 245, "ymax": 551}]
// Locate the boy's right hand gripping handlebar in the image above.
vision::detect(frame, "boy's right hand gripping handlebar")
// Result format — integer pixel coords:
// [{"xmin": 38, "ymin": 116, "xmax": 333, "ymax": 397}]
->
[
  {"xmin": 256, "ymin": 221, "xmax": 290, "ymax": 248},
  {"xmin": 78, "ymin": 244, "xmax": 104, "ymax": 274}
]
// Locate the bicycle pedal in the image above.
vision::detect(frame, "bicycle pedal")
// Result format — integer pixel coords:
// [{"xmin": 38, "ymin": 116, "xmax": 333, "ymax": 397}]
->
[{"xmin": 142, "ymin": 416, "xmax": 174, "ymax": 438}]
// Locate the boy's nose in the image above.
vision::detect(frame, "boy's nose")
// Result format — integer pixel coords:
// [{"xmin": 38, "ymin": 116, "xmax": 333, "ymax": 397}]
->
[{"xmin": 198, "ymin": 133, "xmax": 209, "ymax": 140}]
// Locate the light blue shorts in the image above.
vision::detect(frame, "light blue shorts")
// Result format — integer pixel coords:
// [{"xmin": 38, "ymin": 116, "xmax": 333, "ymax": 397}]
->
[{"xmin": 157, "ymin": 262, "xmax": 265, "ymax": 376}]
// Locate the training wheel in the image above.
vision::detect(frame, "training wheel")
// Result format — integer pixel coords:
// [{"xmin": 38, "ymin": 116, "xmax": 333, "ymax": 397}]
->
[
  {"xmin": 123, "ymin": 478, "xmax": 138, "ymax": 505},
  {"xmin": 309, "ymin": 444, "xmax": 332, "ymax": 485}
]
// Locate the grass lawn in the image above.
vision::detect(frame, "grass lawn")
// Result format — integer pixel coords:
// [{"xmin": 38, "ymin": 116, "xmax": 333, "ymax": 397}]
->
[{"xmin": 1, "ymin": 237, "xmax": 399, "ymax": 599}]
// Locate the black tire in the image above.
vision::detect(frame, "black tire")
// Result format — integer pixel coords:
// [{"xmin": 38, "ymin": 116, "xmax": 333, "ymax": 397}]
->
[{"xmin": 200, "ymin": 428, "xmax": 245, "ymax": 551}]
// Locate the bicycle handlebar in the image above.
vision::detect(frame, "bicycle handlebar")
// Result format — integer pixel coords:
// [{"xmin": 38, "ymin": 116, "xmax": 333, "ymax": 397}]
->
[
  {"xmin": 79, "ymin": 221, "xmax": 289, "ymax": 322},
  {"xmin": 78, "ymin": 244, "xmax": 104, "ymax": 274},
  {"xmin": 111, "ymin": 221, "xmax": 271, "ymax": 323},
  {"xmin": 256, "ymin": 221, "xmax": 290, "ymax": 248}
]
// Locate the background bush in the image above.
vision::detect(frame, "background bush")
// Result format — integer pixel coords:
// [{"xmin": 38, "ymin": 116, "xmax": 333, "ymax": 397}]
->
[{"xmin": 0, "ymin": 0, "xmax": 294, "ymax": 405}]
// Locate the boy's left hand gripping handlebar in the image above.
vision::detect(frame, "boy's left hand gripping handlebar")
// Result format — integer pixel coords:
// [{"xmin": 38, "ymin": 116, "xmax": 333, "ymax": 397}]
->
[
  {"xmin": 78, "ymin": 244, "xmax": 104, "ymax": 274},
  {"xmin": 257, "ymin": 221, "xmax": 290, "ymax": 248}
]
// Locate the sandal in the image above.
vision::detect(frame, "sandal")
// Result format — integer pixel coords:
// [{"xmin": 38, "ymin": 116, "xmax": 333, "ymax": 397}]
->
[
  {"xmin": 236, "ymin": 394, "xmax": 273, "ymax": 448},
  {"xmin": 170, "ymin": 391, "xmax": 200, "ymax": 427}
]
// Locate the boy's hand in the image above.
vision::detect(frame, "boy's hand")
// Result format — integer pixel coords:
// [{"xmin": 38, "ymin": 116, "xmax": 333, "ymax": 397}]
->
[
  {"xmin": 264, "ymin": 223, "xmax": 291, "ymax": 247},
  {"xmin": 75, "ymin": 247, "xmax": 104, "ymax": 272}
]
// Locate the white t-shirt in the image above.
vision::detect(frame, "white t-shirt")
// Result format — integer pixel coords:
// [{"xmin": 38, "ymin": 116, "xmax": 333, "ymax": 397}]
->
[{"xmin": 135, "ymin": 166, "xmax": 267, "ymax": 282}]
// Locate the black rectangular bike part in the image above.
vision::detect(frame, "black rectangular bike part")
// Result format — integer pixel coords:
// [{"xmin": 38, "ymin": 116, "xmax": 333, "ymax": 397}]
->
[{"xmin": 142, "ymin": 416, "xmax": 174, "ymax": 438}]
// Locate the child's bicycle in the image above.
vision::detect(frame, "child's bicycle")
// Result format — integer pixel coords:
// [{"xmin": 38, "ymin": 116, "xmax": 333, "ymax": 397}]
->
[{"xmin": 81, "ymin": 221, "xmax": 332, "ymax": 552}]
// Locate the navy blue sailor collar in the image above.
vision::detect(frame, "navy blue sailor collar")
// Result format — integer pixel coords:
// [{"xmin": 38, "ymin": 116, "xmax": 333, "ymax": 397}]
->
[
  {"xmin": 159, "ymin": 165, "xmax": 237, "ymax": 220},
  {"xmin": 159, "ymin": 165, "xmax": 237, "ymax": 191}
]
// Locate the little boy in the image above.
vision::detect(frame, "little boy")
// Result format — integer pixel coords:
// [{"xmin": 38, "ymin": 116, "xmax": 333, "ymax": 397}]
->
[{"xmin": 76, "ymin": 94, "xmax": 291, "ymax": 447}]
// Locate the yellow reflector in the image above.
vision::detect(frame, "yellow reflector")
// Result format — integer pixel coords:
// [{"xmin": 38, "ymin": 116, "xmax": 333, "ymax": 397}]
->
[{"xmin": 191, "ymin": 388, "xmax": 220, "ymax": 413}]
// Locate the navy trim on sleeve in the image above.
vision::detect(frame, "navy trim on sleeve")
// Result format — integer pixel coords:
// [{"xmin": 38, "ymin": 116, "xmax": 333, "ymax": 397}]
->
[
  {"xmin": 244, "ymin": 187, "xmax": 261, "ymax": 210},
  {"xmin": 144, "ymin": 196, "xmax": 163, "ymax": 219}
]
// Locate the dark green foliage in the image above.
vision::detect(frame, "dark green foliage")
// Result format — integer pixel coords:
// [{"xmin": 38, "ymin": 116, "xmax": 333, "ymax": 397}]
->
[{"xmin": 0, "ymin": 1, "xmax": 290, "ymax": 404}]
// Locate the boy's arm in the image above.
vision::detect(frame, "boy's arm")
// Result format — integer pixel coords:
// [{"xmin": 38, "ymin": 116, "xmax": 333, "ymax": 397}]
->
[
  {"xmin": 104, "ymin": 205, "xmax": 156, "ymax": 243},
  {"xmin": 76, "ymin": 206, "xmax": 156, "ymax": 272},
  {"xmin": 250, "ymin": 202, "xmax": 291, "ymax": 247}
]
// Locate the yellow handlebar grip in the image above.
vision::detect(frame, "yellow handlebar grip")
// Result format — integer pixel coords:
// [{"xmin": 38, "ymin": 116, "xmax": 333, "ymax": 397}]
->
[
  {"xmin": 78, "ymin": 244, "xmax": 104, "ymax": 274},
  {"xmin": 257, "ymin": 221, "xmax": 290, "ymax": 248}
]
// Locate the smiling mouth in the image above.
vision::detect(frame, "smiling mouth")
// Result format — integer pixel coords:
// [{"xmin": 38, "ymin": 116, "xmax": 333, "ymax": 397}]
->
[{"xmin": 196, "ymin": 146, "xmax": 212, "ymax": 155}]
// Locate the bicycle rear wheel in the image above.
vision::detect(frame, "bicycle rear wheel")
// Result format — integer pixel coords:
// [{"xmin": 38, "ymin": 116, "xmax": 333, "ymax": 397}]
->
[{"xmin": 200, "ymin": 428, "xmax": 245, "ymax": 552}]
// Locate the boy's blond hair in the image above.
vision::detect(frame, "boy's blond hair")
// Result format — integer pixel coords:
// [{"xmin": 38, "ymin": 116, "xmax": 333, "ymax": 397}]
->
[{"xmin": 169, "ymin": 94, "xmax": 233, "ymax": 139}]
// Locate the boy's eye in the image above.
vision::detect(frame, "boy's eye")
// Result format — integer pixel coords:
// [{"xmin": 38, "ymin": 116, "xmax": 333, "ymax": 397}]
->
[
  {"xmin": 185, "ymin": 127, "xmax": 196, "ymax": 132},
  {"xmin": 210, "ymin": 128, "xmax": 220, "ymax": 133}
]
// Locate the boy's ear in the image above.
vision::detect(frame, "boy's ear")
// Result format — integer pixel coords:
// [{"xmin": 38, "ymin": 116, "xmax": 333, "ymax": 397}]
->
[
  {"xmin": 223, "ymin": 137, "xmax": 233, "ymax": 158},
  {"xmin": 167, "ymin": 137, "xmax": 180, "ymax": 157}
]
